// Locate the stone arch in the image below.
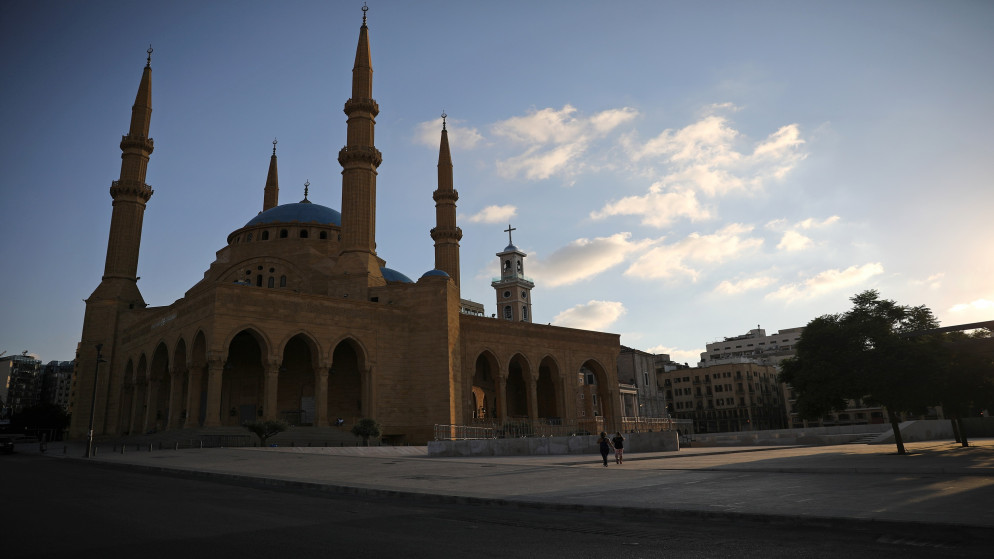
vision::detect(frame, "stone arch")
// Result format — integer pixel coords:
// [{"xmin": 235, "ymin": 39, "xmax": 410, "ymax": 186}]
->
[
  {"xmin": 505, "ymin": 353, "xmax": 531, "ymax": 418},
  {"xmin": 222, "ymin": 328, "xmax": 268, "ymax": 426},
  {"xmin": 168, "ymin": 338, "xmax": 188, "ymax": 429},
  {"xmin": 536, "ymin": 355, "xmax": 561, "ymax": 420},
  {"xmin": 278, "ymin": 333, "xmax": 320, "ymax": 425},
  {"xmin": 327, "ymin": 337, "xmax": 366, "ymax": 423},
  {"xmin": 578, "ymin": 358, "xmax": 614, "ymax": 431},
  {"xmin": 147, "ymin": 343, "xmax": 170, "ymax": 433},
  {"xmin": 471, "ymin": 350, "xmax": 500, "ymax": 421},
  {"xmin": 118, "ymin": 358, "xmax": 136, "ymax": 434},
  {"xmin": 185, "ymin": 330, "xmax": 209, "ymax": 427}
]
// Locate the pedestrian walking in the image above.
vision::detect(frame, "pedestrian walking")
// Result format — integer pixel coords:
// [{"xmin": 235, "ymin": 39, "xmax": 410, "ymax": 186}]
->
[
  {"xmin": 597, "ymin": 431, "xmax": 613, "ymax": 466},
  {"xmin": 611, "ymin": 432, "xmax": 625, "ymax": 464}
]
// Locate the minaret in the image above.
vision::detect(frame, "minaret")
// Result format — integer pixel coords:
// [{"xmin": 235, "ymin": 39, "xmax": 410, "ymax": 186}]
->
[
  {"xmin": 71, "ymin": 48, "xmax": 155, "ymax": 439},
  {"xmin": 263, "ymin": 139, "xmax": 279, "ymax": 211},
  {"xmin": 430, "ymin": 113, "xmax": 462, "ymax": 287},
  {"xmin": 94, "ymin": 46, "xmax": 155, "ymax": 303},
  {"xmin": 491, "ymin": 225, "xmax": 534, "ymax": 322},
  {"xmin": 336, "ymin": 5, "xmax": 384, "ymax": 283}
]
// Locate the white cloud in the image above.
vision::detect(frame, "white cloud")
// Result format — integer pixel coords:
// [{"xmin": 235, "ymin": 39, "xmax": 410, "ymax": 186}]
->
[
  {"xmin": 465, "ymin": 205, "xmax": 517, "ymax": 224},
  {"xmin": 529, "ymin": 232, "xmax": 655, "ymax": 287},
  {"xmin": 492, "ymin": 105, "xmax": 638, "ymax": 181},
  {"xmin": 646, "ymin": 345, "xmax": 704, "ymax": 365},
  {"xmin": 910, "ymin": 273, "xmax": 944, "ymax": 291},
  {"xmin": 797, "ymin": 215, "xmax": 840, "ymax": 229},
  {"xmin": 590, "ymin": 184, "xmax": 711, "ymax": 227},
  {"xmin": 777, "ymin": 230, "xmax": 813, "ymax": 252},
  {"xmin": 599, "ymin": 112, "xmax": 806, "ymax": 228},
  {"xmin": 625, "ymin": 223, "xmax": 763, "ymax": 281},
  {"xmin": 552, "ymin": 300, "xmax": 626, "ymax": 331},
  {"xmin": 714, "ymin": 275, "xmax": 778, "ymax": 295},
  {"xmin": 949, "ymin": 298, "xmax": 994, "ymax": 314},
  {"xmin": 766, "ymin": 263, "xmax": 884, "ymax": 302},
  {"xmin": 415, "ymin": 117, "xmax": 484, "ymax": 150}
]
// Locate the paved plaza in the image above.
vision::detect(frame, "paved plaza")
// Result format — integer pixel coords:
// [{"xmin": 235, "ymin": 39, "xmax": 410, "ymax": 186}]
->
[{"xmin": 20, "ymin": 438, "xmax": 994, "ymax": 535}]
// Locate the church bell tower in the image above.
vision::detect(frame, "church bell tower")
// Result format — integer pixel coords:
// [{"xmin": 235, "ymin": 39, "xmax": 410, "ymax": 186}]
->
[{"xmin": 491, "ymin": 225, "xmax": 534, "ymax": 322}]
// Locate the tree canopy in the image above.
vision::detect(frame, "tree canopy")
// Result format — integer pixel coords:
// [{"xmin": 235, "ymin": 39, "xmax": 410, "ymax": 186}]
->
[{"xmin": 780, "ymin": 290, "xmax": 944, "ymax": 454}]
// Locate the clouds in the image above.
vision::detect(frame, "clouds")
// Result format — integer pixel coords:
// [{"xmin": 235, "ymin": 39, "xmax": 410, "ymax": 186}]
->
[
  {"xmin": 529, "ymin": 232, "xmax": 655, "ymax": 287},
  {"xmin": 767, "ymin": 215, "xmax": 840, "ymax": 252},
  {"xmin": 552, "ymin": 300, "xmax": 627, "ymax": 331},
  {"xmin": 714, "ymin": 275, "xmax": 778, "ymax": 295},
  {"xmin": 625, "ymin": 223, "xmax": 764, "ymax": 281},
  {"xmin": 465, "ymin": 205, "xmax": 517, "ymax": 224},
  {"xmin": 766, "ymin": 263, "xmax": 885, "ymax": 302},
  {"xmin": 492, "ymin": 105, "xmax": 638, "ymax": 180}
]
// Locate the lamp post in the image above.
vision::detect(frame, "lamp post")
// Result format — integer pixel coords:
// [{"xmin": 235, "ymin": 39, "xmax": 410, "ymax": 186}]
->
[{"xmin": 85, "ymin": 344, "xmax": 106, "ymax": 458}]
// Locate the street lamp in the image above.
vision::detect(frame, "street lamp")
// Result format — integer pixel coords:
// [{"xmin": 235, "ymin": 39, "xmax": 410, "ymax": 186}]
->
[{"xmin": 85, "ymin": 344, "xmax": 106, "ymax": 458}]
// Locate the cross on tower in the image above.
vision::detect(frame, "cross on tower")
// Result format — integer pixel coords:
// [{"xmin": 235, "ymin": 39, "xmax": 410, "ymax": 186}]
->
[{"xmin": 504, "ymin": 224, "xmax": 516, "ymax": 246}]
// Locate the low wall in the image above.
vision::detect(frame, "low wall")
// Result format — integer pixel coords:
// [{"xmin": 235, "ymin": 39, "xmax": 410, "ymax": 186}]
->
[
  {"xmin": 427, "ymin": 431, "xmax": 679, "ymax": 457},
  {"xmin": 690, "ymin": 420, "xmax": 961, "ymax": 447}
]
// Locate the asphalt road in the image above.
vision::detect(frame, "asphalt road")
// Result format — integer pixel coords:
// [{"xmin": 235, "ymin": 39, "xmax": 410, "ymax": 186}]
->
[{"xmin": 4, "ymin": 454, "xmax": 989, "ymax": 558}]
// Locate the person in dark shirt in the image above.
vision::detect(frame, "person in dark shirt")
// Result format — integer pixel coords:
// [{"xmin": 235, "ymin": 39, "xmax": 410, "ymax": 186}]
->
[
  {"xmin": 611, "ymin": 432, "xmax": 625, "ymax": 464},
  {"xmin": 597, "ymin": 432, "xmax": 613, "ymax": 466}
]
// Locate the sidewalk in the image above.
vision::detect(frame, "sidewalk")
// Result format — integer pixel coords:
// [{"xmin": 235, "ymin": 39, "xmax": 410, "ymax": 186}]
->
[{"xmin": 27, "ymin": 438, "xmax": 994, "ymax": 534}]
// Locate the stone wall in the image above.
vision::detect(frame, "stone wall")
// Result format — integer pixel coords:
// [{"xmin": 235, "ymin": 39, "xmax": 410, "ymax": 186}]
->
[{"xmin": 427, "ymin": 430, "xmax": 679, "ymax": 457}]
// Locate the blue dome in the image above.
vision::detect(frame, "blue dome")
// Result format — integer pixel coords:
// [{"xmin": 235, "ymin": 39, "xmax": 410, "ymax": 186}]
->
[
  {"xmin": 380, "ymin": 267, "xmax": 414, "ymax": 283},
  {"xmin": 245, "ymin": 203, "xmax": 342, "ymax": 227},
  {"xmin": 421, "ymin": 269, "xmax": 450, "ymax": 279},
  {"xmin": 504, "ymin": 243, "xmax": 519, "ymax": 252}
]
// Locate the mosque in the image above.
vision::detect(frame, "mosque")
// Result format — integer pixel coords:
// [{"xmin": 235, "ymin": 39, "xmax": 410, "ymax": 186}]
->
[{"xmin": 69, "ymin": 7, "xmax": 621, "ymax": 444}]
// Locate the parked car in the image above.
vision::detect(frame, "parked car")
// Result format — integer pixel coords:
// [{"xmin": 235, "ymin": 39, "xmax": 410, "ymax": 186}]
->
[{"xmin": 0, "ymin": 437, "xmax": 14, "ymax": 454}]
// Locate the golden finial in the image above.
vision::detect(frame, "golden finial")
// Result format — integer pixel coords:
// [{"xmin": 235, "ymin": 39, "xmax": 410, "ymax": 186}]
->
[
  {"xmin": 362, "ymin": 2, "xmax": 368, "ymax": 25},
  {"xmin": 146, "ymin": 44, "xmax": 153, "ymax": 67},
  {"xmin": 272, "ymin": 138, "xmax": 278, "ymax": 156},
  {"xmin": 441, "ymin": 110, "xmax": 447, "ymax": 130},
  {"xmin": 304, "ymin": 179, "xmax": 310, "ymax": 201}
]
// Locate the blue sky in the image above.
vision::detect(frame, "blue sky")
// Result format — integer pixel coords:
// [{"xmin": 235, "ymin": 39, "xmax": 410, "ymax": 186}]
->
[{"xmin": 2, "ymin": 0, "xmax": 992, "ymax": 364}]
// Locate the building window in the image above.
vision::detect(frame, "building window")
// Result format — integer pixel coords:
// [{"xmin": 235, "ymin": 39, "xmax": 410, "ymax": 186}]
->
[
  {"xmin": 522, "ymin": 306, "xmax": 528, "ymax": 320},
  {"xmin": 262, "ymin": 231, "xmax": 269, "ymax": 240},
  {"xmin": 267, "ymin": 277, "xmax": 274, "ymax": 288},
  {"xmin": 503, "ymin": 305, "xmax": 512, "ymax": 320},
  {"xmin": 300, "ymin": 229, "xmax": 308, "ymax": 238},
  {"xmin": 246, "ymin": 233, "xmax": 253, "ymax": 241},
  {"xmin": 280, "ymin": 275, "xmax": 286, "ymax": 287},
  {"xmin": 280, "ymin": 229, "xmax": 288, "ymax": 238},
  {"xmin": 256, "ymin": 275, "xmax": 262, "ymax": 287},
  {"xmin": 319, "ymin": 231, "xmax": 327, "ymax": 240}
]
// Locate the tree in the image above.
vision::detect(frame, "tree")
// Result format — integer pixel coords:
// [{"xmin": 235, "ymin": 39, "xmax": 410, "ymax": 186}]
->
[
  {"xmin": 780, "ymin": 290, "xmax": 944, "ymax": 455},
  {"xmin": 937, "ymin": 329, "xmax": 994, "ymax": 447},
  {"xmin": 351, "ymin": 418, "xmax": 382, "ymax": 446},
  {"xmin": 243, "ymin": 419, "xmax": 288, "ymax": 446}
]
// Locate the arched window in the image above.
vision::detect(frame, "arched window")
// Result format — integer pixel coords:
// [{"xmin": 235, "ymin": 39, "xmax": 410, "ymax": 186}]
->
[
  {"xmin": 503, "ymin": 305, "xmax": 512, "ymax": 320},
  {"xmin": 261, "ymin": 231, "xmax": 270, "ymax": 240},
  {"xmin": 319, "ymin": 231, "xmax": 327, "ymax": 240},
  {"xmin": 300, "ymin": 229, "xmax": 308, "ymax": 239},
  {"xmin": 246, "ymin": 233, "xmax": 253, "ymax": 242},
  {"xmin": 280, "ymin": 229, "xmax": 288, "ymax": 239},
  {"xmin": 503, "ymin": 260, "xmax": 510, "ymax": 272},
  {"xmin": 516, "ymin": 260, "xmax": 522, "ymax": 274},
  {"xmin": 522, "ymin": 306, "xmax": 528, "ymax": 321},
  {"xmin": 256, "ymin": 275, "xmax": 263, "ymax": 287},
  {"xmin": 279, "ymin": 275, "xmax": 286, "ymax": 287},
  {"xmin": 267, "ymin": 277, "xmax": 274, "ymax": 288}
]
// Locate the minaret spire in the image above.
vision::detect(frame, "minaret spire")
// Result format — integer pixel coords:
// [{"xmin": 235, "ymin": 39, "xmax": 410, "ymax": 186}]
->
[
  {"xmin": 337, "ymin": 4, "xmax": 384, "ymax": 285},
  {"xmin": 102, "ymin": 47, "xmax": 155, "ymax": 288},
  {"xmin": 431, "ymin": 111, "xmax": 462, "ymax": 287},
  {"xmin": 263, "ymin": 138, "xmax": 279, "ymax": 211}
]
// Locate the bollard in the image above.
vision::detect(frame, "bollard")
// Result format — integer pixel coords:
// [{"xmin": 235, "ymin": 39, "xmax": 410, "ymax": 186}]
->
[
  {"xmin": 174, "ymin": 442, "xmax": 179, "ymax": 450},
  {"xmin": 200, "ymin": 440, "xmax": 204, "ymax": 449},
  {"xmin": 148, "ymin": 443, "xmax": 152, "ymax": 452}
]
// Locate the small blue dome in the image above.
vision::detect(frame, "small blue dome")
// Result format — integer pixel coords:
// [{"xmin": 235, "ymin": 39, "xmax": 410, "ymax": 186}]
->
[
  {"xmin": 381, "ymin": 267, "xmax": 414, "ymax": 283},
  {"xmin": 245, "ymin": 203, "xmax": 342, "ymax": 227},
  {"xmin": 421, "ymin": 269, "xmax": 450, "ymax": 279},
  {"xmin": 504, "ymin": 243, "xmax": 519, "ymax": 252}
]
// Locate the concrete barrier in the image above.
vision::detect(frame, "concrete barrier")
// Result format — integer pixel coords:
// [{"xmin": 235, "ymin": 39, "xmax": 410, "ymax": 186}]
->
[{"xmin": 428, "ymin": 431, "xmax": 679, "ymax": 457}]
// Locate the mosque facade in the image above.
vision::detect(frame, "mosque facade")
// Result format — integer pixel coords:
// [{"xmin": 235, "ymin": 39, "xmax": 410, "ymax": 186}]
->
[{"xmin": 69, "ymin": 9, "xmax": 621, "ymax": 444}]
